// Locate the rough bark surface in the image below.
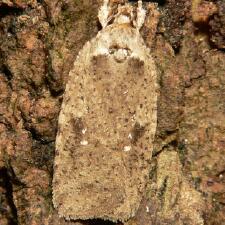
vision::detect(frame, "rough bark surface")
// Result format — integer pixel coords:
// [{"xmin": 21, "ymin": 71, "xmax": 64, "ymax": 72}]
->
[{"xmin": 0, "ymin": 0, "xmax": 224, "ymax": 225}]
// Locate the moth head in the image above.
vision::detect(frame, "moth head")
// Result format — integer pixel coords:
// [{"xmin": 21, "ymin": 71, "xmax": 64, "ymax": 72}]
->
[
  {"xmin": 98, "ymin": 0, "xmax": 146, "ymax": 30},
  {"xmin": 113, "ymin": 4, "xmax": 134, "ymax": 25}
]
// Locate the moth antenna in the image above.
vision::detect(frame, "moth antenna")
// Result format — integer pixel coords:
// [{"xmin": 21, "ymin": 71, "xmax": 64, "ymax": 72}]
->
[
  {"xmin": 136, "ymin": 0, "xmax": 146, "ymax": 30},
  {"xmin": 98, "ymin": 0, "xmax": 111, "ymax": 28}
]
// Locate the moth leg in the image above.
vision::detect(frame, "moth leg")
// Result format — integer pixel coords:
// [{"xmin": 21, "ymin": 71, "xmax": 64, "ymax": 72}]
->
[
  {"xmin": 136, "ymin": 0, "xmax": 146, "ymax": 30},
  {"xmin": 98, "ymin": 0, "xmax": 111, "ymax": 28}
]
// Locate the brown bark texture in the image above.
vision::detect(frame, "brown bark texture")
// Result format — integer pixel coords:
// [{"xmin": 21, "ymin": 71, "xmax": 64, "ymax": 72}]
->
[{"xmin": 0, "ymin": 0, "xmax": 224, "ymax": 225}]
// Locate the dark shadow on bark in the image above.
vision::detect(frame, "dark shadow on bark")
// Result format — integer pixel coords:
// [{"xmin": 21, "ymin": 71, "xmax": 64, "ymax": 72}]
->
[
  {"xmin": 0, "ymin": 168, "xmax": 18, "ymax": 225},
  {"xmin": 0, "ymin": 4, "xmax": 23, "ymax": 19}
]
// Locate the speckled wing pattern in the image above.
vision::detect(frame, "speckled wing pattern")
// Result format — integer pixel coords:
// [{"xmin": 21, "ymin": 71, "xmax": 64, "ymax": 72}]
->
[{"xmin": 53, "ymin": 23, "xmax": 157, "ymax": 222}]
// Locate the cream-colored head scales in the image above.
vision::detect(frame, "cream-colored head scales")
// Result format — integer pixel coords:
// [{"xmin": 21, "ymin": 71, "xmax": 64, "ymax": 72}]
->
[{"xmin": 98, "ymin": 0, "xmax": 146, "ymax": 30}]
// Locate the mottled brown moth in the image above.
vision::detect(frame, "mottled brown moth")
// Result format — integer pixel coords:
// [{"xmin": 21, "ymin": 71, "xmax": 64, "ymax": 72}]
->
[{"xmin": 53, "ymin": 0, "xmax": 158, "ymax": 222}]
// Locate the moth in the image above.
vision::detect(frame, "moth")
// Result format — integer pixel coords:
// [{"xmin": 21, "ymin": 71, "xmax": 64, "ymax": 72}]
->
[{"xmin": 53, "ymin": 0, "xmax": 158, "ymax": 222}]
